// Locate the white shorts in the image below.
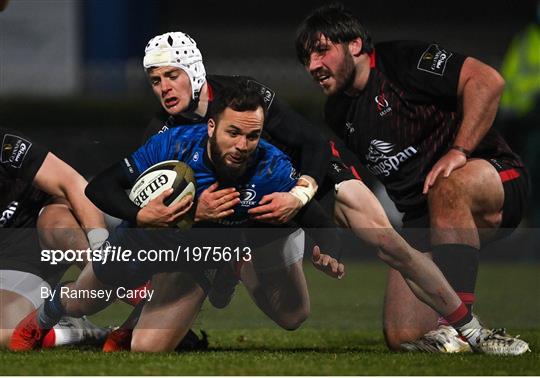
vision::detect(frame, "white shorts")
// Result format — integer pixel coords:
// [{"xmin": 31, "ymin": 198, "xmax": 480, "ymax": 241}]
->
[
  {"xmin": 251, "ymin": 228, "xmax": 305, "ymax": 272},
  {"xmin": 0, "ymin": 270, "xmax": 51, "ymax": 308}
]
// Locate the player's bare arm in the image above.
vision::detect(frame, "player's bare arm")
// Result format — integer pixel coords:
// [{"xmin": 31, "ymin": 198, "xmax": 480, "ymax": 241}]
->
[
  {"xmin": 423, "ymin": 58, "xmax": 505, "ymax": 193},
  {"xmin": 32, "ymin": 152, "xmax": 106, "ymax": 232}
]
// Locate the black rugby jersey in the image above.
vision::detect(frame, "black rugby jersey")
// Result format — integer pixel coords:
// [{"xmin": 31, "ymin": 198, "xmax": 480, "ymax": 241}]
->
[
  {"xmin": 144, "ymin": 75, "xmax": 330, "ymax": 185},
  {"xmin": 0, "ymin": 128, "xmax": 49, "ymax": 229},
  {"xmin": 325, "ymin": 41, "xmax": 522, "ymax": 215}
]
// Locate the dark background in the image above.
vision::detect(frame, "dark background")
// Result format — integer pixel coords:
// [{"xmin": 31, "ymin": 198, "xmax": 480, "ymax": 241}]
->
[{"xmin": 1, "ymin": 0, "xmax": 538, "ymax": 241}]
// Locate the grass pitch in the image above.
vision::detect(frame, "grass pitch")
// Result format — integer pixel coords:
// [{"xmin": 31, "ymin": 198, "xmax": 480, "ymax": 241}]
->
[{"xmin": 1, "ymin": 262, "xmax": 539, "ymax": 375}]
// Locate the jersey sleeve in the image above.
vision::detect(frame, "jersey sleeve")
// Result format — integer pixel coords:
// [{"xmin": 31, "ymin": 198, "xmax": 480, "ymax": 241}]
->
[
  {"xmin": 0, "ymin": 128, "xmax": 48, "ymax": 182},
  {"xmin": 123, "ymin": 129, "xmax": 177, "ymax": 184},
  {"xmin": 377, "ymin": 41, "xmax": 467, "ymax": 106},
  {"xmin": 267, "ymin": 155, "xmax": 297, "ymax": 193}
]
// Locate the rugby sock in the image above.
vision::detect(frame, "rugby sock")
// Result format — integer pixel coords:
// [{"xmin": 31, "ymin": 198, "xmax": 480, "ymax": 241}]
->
[
  {"xmin": 455, "ymin": 315, "xmax": 483, "ymax": 347},
  {"xmin": 120, "ymin": 282, "xmax": 150, "ymax": 307},
  {"xmin": 444, "ymin": 302, "xmax": 473, "ymax": 328},
  {"xmin": 38, "ymin": 282, "xmax": 69, "ymax": 329},
  {"xmin": 432, "ymin": 243, "xmax": 479, "ymax": 314}
]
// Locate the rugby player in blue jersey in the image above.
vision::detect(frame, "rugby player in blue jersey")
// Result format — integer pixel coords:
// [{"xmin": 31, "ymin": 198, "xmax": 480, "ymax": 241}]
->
[{"xmin": 10, "ymin": 81, "xmax": 344, "ymax": 352}]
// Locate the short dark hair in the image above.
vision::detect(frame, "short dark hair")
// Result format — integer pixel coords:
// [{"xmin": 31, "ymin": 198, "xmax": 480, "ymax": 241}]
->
[
  {"xmin": 295, "ymin": 2, "xmax": 373, "ymax": 66},
  {"xmin": 209, "ymin": 80, "xmax": 266, "ymax": 123}
]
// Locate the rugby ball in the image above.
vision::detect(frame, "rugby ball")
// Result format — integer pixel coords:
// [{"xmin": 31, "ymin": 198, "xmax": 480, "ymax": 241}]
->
[{"xmin": 129, "ymin": 160, "xmax": 196, "ymax": 228}]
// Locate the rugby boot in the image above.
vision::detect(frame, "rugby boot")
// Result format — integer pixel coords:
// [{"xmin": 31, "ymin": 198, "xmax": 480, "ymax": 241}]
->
[
  {"xmin": 9, "ymin": 309, "xmax": 47, "ymax": 351},
  {"xmin": 401, "ymin": 325, "xmax": 472, "ymax": 353},
  {"xmin": 460, "ymin": 327, "xmax": 531, "ymax": 355},
  {"xmin": 102, "ymin": 328, "xmax": 133, "ymax": 352}
]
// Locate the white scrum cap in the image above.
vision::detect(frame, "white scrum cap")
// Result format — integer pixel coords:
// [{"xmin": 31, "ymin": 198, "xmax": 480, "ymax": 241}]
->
[{"xmin": 143, "ymin": 32, "xmax": 206, "ymax": 100}]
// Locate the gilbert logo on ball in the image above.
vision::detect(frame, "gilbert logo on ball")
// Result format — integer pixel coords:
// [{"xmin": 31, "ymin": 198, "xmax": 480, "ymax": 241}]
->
[{"xmin": 129, "ymin": 160, "xmax": 196, "ymax": 228}]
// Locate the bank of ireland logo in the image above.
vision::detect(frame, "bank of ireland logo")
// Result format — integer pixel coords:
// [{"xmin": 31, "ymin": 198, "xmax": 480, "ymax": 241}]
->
[
  {"xmin": 239, "ymin": 184, "xmax": 257, "ymax": 207},
  {"xmin": 375, "ymin": 94, "xmax": 392, "ymax": 117},
  {"xmin": 365, "ymin": 139, "xmax": 418, "ymax": 177}
]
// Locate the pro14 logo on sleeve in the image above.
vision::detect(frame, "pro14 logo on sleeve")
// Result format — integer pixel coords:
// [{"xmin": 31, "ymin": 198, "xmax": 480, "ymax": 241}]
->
[
  {"xmin": 1, "ymin": 134, "xmax": 32, "ymax": 168},
  {"xmin": 247, "ymin": 80, "xmax": 275, "ymax": 110},
  {"xmin": 417, "ymin": 44, "xmax": 453, "ymax": 76}
]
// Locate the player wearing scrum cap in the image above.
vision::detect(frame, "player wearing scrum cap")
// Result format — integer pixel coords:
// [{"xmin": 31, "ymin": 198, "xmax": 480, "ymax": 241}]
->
[{"xmin": 142, "ymin": 31, "xmax": 324, "ymax": 224}]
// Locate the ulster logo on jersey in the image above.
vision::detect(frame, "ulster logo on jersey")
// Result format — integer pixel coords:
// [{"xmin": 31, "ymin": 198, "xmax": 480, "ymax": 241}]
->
[
  {"xmin": 365, "ymin": 139, "xmax": 418, "ymax": 177},
  {"xmin": 374, "ymin": 94, "xmax": 392, "ymax": 117}
]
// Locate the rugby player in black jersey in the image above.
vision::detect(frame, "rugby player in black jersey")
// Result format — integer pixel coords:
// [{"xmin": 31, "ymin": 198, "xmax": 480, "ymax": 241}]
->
[
  {"xmin": 119, "ymin": 31, "xmax": 527, "ymax": 354},
  {"xmin": 0, "ymin": 128, "xmax": 108, "ymax": 348},
  {"xmin": 295, "ymin": 3, "xmax": 530, "ymax": 355}
]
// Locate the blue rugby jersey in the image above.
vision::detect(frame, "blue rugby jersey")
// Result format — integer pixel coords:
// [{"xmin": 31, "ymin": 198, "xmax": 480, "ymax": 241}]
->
[{"xmin": 124, "ymin": 124, "xmax": 297, "ymax": 225}]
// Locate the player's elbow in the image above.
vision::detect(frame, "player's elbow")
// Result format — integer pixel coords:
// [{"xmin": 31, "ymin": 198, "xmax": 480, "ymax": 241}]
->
[
  {"xmin": 492, "ymin": 71, "xmax": 505, "ymax": 97},
  {"xmin": 483, "ymin": 65, "xmax": 505, "ymax": 98}
]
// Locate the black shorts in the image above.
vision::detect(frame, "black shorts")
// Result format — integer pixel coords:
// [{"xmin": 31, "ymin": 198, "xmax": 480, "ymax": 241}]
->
[
  {"xmin": 401, "ymin": 159, "xmax": 529, "ymax": 250},
  {"xmin": 487, "ymin": 159, "xmax": 529, "ymax": 236},
  {"xmin": 0, "ymin": 228, "xmax": 68, "ymax": 287},
  {"xmin": 316, "ymin": 139, "xmax": 363, "ymax": 203}
]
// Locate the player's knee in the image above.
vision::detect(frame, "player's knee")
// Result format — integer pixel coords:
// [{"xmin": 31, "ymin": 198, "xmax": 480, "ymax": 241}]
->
[
  {"xmin": 428, "ymin": 175, "xmax": 466, "ymax": 204},
  {"xmin": 428, "ymin": 176, "xmax": 469, "ymax": 222},
  {"xmin": 274, "ymin": 306, "xmax": 310, "ymax": 331},
  {"xmin": 383, "ymin": 327, "xmax": 417, "ymax": 351},
  {"xmin": 130, "ymin": 336, "xmax": 161, "ymax": 352},
  {"xmin": 131, "ymin": 332, "xmax": 175, "ymax": 352}
]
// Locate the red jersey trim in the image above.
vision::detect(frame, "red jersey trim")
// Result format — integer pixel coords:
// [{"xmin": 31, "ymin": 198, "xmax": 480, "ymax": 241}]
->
[
  {"xmin": 369, "ymin": 51, "xmax": 376, "ymax": 68},
  {"xmin": 499, "ymin": 168, "xmax": 520, "ymax": 183},
  {"xmin": 207, "ymin": 82, "xmax": 214, "ymax": 101}
]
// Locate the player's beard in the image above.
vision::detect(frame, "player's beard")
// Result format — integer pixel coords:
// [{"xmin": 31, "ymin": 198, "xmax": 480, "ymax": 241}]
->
[
  {"xmin": 209, "ymin": 133, "xmax": 248, "ymax": 184},
  {"xmin": 332, "ymin": 50, "xmax": 357, "ymax": 95}
]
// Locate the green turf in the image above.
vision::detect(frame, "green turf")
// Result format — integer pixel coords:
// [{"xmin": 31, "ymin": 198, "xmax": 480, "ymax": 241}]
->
[{"xmin": 1, "ymin": 262, "xmax": 539, "ymax": 375}]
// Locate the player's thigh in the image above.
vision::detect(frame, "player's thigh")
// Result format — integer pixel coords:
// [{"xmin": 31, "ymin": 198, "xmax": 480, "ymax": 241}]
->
[
  {"xmin": 383, "ymin": 268, "xmax": 438, "ymax": 349},
  {"xmin": 131, "ymin": 272, "xmax": 205, "ymax": 352},
  {"xmin": 431, "ymin": 159, "xmax": 504, "ymax": 223},
  {"xmin": 0, "ymin": 270, "xmax": 50, "ymax": 346}
]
